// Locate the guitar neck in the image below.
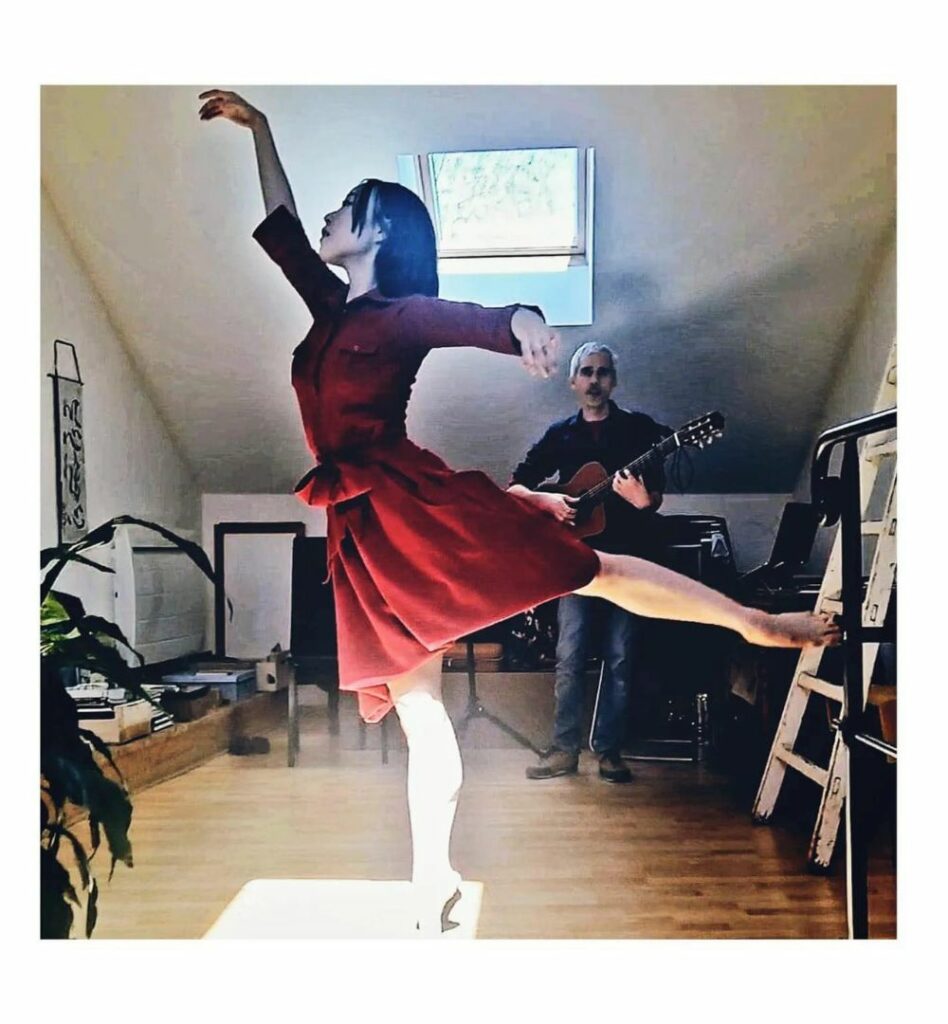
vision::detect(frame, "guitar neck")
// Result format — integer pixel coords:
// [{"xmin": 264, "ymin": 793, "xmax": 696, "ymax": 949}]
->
[{"xmin": 578, "ymin": 434, "xmax": 680, "ymax": 506}]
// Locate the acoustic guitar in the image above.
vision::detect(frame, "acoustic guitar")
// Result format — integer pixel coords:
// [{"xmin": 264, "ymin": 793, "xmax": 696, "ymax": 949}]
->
[{"xmin": 540, "ymin": 411, "xmax": 725, "ymax": 539}]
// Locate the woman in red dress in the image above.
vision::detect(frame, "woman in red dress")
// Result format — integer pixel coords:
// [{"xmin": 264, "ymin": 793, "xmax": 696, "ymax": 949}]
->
[{"xmin": 199, "ymin": 90, "xmax": 839, "ymax": 934}]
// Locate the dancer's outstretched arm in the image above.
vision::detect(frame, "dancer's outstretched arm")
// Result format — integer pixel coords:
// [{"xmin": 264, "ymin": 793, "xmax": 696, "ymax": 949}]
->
[{"xmin": 198, "ymin": 89, "xmax": 297, "ymax": 217}]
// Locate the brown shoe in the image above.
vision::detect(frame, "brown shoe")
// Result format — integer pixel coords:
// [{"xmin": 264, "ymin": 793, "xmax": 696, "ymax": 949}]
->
[
  {"xmin": 598, "ymin": 752, "xmax": 632, "ymax": 783},
  {"xmin": 525, "ymin": 749, "xmax": 579, "ymax": 779}
]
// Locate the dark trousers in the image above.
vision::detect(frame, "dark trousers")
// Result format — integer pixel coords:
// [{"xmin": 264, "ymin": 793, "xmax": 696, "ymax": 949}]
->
[{"xmin": 552, "ymin": 594, "xmax": 639, "ymax": 755}]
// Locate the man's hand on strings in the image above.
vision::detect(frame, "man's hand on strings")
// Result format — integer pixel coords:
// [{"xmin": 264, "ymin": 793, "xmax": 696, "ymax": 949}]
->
[{"xmin": 613, "ymin": 469, "xmax": 655, "ymax": 509}]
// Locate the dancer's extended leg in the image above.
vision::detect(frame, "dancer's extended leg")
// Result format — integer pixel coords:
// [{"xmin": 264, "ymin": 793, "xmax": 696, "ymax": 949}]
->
[
  {"xmin": 577, "ymin": 552, "xmax": 840, "ymax": 648},
  {"xmin": 388, "ymin": 655, "xmax": 463, "ymax": 934}
]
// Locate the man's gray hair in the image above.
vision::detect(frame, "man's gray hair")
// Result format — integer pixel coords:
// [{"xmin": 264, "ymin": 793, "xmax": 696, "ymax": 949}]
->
[{"xmin": 569, "ymin": 342, "xmax": 618, "ymax": 379}]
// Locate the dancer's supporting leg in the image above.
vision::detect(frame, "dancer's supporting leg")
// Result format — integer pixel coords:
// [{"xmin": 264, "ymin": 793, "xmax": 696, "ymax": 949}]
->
[
  {"xmin": 578, "ymin": 552, "xmax": 840, "ymax": 648},
  {"xmin": 388, "ymin": 654, "xmax": 463, "ymax": 934}
]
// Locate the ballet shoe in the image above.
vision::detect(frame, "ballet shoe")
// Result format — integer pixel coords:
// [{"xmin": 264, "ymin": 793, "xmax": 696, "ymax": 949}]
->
[{"xmin": 414, "ymin": 872, "xmax": 463, "ymax": 936}]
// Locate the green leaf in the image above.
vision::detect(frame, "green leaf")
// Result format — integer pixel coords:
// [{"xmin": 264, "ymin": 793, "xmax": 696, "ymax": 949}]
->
[
  {"xmin": 41, "ymin": 592, "xmax": 73, "ymax": 627},
  {"xmin": 42, "ymin": 590, "xmax": 144, "ymax": 666},
  {"xmin": 47, "ymin": 824, "xmax": 91, "ymax": 892},
  {"xmin": 42, "ymin": 515, "xmax": 219, "ymax": 602},
  {"xmin": 85, "ymin": 774, "xmax": 134, "ymax": 874},
  {"xmin": 78, "ymin": 728, "xmax": 127, "ymax": 789},
  {"xmin": 79, "ymin": 616, "xmax": 144, "ymax": 666},
  {"xmin": 40, "ymin": 846, "xmax": 75, "ymax": 939},
  {"xmin": 65, "ymin": 553, "xmax": 114, "ymax": 574},
  {"xmin": 85, "ymin": 878, "xmax": 99, "ymax": 938},
  {"xmin": 88, "ymin": 814, "xmax": 101, "ymax": 856},
  {"xmin": 45, "ymin": 632, "xmax": 147, "ymax": 698},
  {"xmin": 41, "ymin": 837, "xmax": 79, "ymax": 906},
  {"xmin": 43, "ymin": 754, "xmax": 89, "ymax": 809}
]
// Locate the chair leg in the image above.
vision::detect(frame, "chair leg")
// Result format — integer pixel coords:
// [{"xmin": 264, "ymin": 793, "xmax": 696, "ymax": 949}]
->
[{"xmin": 328, "ymin": 685, "xmax": 340, "ymax": 736}]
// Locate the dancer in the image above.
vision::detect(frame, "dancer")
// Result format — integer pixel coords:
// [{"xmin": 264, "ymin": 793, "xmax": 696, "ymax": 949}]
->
[{"xmin": 198, "ymin": 89, "xmax": 840, "ymax": 935}]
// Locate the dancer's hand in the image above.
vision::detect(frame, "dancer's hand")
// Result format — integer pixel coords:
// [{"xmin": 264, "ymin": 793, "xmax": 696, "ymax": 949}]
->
[
  {"xmin": 198, "ymin": 89, "xmax": 265, "ymax": 129},
  {"xmin": 613, "ymin": 469, "xmax": 653, "ymax": 509},
  {"xmin": 512, "ymin": 308, "xmax": 559, "ymax": 379}
]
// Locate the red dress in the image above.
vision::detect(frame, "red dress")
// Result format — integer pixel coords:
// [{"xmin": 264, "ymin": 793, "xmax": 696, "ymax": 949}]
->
[{"xmin": 254, "ymin": 206, "xmax": 600, "ymax": 722}]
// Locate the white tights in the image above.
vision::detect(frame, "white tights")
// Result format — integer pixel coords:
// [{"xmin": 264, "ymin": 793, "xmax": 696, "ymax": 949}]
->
[{"xmin": 392, "ymin": 687, "xmax": 463, "ymax": 894}]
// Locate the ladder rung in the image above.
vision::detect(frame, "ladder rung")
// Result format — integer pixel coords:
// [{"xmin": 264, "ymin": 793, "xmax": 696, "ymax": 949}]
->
[
  {"xmin": 864, "ymin": 439, "xmax": 897, "ymax": 461},
  {"xmin": 820, "ymin": 597, "xmax": 843, "ymax": 614},
  {"xmin": 861, "ymin": 520, "xmax": 884, "ymax": 535},
  {"xmin": 775, "ymin": 747, "xmax": 829, "ymax": 787},
  {"xmin": 798, "ymin": 672, "xmax": 843, "ymax": 701}
]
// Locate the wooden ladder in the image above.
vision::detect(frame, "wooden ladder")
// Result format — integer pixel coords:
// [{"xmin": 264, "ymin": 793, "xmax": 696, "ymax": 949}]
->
[{"xmin": 752, "ymin": 341, "xmax": 897, "ymax": 868}]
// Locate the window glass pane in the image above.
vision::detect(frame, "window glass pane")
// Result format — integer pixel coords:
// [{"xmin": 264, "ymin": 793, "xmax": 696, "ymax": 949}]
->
[{"xmin": 428, "ymin": 148, "xmax": 580, "ymax": 252}]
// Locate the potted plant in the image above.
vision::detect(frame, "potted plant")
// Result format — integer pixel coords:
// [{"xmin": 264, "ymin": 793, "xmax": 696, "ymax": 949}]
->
[{"xmin": 40, "ymin": 516, "xmax": 219, "ymax": 939}]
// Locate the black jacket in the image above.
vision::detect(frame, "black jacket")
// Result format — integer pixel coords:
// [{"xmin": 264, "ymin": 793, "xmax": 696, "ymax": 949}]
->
[{"xmin": 510, "ymin": 401, "xmax": 672, "ymax": 556}]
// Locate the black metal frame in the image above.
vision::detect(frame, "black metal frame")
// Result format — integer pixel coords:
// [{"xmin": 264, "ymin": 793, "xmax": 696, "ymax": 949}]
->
[{"xmin": 811, "ymin": 406, "xmax": 897, "ymax": 939}]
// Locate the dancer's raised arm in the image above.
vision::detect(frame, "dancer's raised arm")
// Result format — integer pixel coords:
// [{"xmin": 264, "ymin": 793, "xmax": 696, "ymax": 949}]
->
[{"xmin": 198, "ymin": 89, "xmax": 297, "ymax": 218}]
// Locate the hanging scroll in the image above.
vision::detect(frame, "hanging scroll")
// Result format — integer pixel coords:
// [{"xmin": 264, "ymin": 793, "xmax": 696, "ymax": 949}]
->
[{"xmin": 50, "ymin": 340, "xmax": 87, "ymax": 544}]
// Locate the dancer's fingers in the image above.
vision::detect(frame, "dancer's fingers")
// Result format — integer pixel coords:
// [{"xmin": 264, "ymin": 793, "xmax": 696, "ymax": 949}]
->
[
  {"xmin": 528, "ymin": 338, "xmax": 549, "ymax": 378},
  {"xmin": 542, "ymin": 329, "xmax": 560, "ymax": 375},
  {"xmin": 521, "ymin": 339, "xmax": 541, "ymax": 378}
]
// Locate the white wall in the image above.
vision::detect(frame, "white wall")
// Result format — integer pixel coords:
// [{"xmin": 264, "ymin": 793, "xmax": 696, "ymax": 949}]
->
[
  {"xmin": 41, "ymin": 187, "xmax": 201, "ymax": 622},
  {"xmin": 805, "ymin": 231, "xmax": 896, "ymax": 448},
  {"xmin": 793, "ymin": 231, "xmax": 895, "ymax": 571}
]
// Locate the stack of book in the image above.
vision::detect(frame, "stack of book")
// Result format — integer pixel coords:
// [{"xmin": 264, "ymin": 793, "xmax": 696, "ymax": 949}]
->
[
  {"xmin": 141, "ymin": 684, "xmax": 175, "ymax": 733},
  {"xmin": 66, "ymin": 683, "xmax": 152, "ymax": 744}
]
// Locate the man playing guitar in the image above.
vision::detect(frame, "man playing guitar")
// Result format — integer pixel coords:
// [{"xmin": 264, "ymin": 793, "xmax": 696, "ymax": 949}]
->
[{"xmin": 509, "ymin": 342, "xmax": 672, "ymax": 783}]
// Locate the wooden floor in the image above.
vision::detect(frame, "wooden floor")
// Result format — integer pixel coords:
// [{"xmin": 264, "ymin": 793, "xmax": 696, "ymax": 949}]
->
[{"xmin": 85, "ymin": 705, "xmax": 896, "ymax": 940}]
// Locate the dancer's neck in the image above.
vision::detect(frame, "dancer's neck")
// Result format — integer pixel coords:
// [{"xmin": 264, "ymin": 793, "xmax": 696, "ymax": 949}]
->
[{"xmin": 343, "ymin": 253, "xmax": 379, "ymax": 303}]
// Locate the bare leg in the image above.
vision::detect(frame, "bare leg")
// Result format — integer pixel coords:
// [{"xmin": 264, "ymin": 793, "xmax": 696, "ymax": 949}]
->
[
  {"xmin": 388, "ymin": 654, "xmax": 463, "ymax": 934},
  {"xmin": 577, "ymin": 552, "xmax": 840, "ymax": 648}
]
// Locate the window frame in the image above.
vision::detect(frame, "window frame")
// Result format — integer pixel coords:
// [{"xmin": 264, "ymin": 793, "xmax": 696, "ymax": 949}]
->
[{"xmin": 413, "ymin": 146, "xmax": 588, "ymax": 260}]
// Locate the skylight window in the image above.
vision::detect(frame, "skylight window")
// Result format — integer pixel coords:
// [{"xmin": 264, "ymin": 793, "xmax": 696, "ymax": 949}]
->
[
  {"xmin": 416, "ymin": 147, "xmax": 586, "ymax": 258},
  {"xmin": 395, "ymin": 146, "xmax": 595, "ymax": 325}
]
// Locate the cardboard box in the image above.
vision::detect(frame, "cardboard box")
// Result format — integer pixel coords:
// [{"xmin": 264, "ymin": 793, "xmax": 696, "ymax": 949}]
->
[
  {"xmin": 160, "ymin": 687, "xmax": 221, "ymax": 722},
  {"xmin": 79, "ymin": 700, "xmax": 153, "ymax": 745}
]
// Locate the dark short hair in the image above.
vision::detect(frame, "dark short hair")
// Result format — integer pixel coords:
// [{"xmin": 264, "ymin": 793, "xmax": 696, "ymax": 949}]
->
[{"xmin": 350, "ymin": 179, "xmax": 439, "ymax": 298}]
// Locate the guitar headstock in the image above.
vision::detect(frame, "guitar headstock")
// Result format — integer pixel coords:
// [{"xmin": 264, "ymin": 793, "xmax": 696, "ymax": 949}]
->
[{"xmin": 677, "ymin": 411, "xmax": 725, "ymax": 450}]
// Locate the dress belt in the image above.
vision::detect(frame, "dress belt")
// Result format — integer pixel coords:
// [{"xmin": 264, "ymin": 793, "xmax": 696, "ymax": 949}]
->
[
  {"xmin": 294, "ymin": 438, "xmax": 410, "ymax": 578},
  {"xmin": 293, "ymin": 460, "xmax": 371, "ymax": 508},
  {"xmin": 293, "ymin": 437, "xmax": 406, "ymax": 508}
]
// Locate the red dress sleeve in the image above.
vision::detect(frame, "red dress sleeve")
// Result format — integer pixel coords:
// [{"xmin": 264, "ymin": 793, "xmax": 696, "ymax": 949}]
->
[
  {"xmin": 394, "ymin": 296, "xmax": 545, "ymax": 356},
  {"xmin": 252, "ymin": 204, "xmax": 347, "ymax": 316}
]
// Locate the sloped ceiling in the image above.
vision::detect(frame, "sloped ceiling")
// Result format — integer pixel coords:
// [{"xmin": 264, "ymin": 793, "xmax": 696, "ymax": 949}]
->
[{"xmin": 40, "ymin": 85, "xmax": 895, "ymax": 493}]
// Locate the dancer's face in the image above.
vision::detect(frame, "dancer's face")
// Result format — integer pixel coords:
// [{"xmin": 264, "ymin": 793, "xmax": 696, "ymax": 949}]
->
[
  {"xmin": 319, "ymin": 186, "xmax": 385, "ymax": 266},
  {"xmin": 570, "ymin": 352, "xmax": 616, "ymax": 414}
]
